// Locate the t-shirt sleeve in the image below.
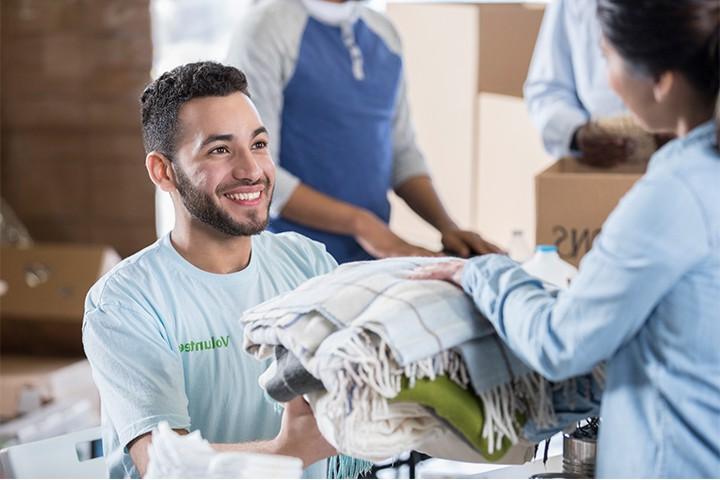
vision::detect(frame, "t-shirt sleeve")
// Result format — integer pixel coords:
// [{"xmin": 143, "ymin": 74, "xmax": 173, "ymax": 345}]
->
[
  {"xmin": 83, "ymin": 302, "xmax": 191, "ymax": 449},
  {"xmin": 391, "ymin": 73, "xmax": 431, "ymax": 188},
  {"xmin": 306, "ymin": 239, "xmax": 338, "ymax": 276},
  {"xmin": 283, "ymin": 232, "xmax": 338, "ymax": 275}
]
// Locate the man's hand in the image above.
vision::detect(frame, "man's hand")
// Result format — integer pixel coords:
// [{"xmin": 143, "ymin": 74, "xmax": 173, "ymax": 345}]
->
[
  {"xmin": 354, "ymin": 210, "xmax": 440, "ymax": 258},
  {"xmin": 128, "ymin": 398, "xmax": 334, "ymax": 476},
  {"xmin": 273, "ymin": 397, "xmax": 336, "ymax": 468},
  {"xmin": 408, "ymin": 259, "xmax": 467, "ymax": 287},
  {"xmin": 441, "ymin": 229, "xmax": 503, "ymax": 257},
  {"xmin": 575, "ymin": 122, "xmax": 635, "ymax": 168},
  {"xmin": 129, "ymin": 429, "xmax": 189, "ymax": 477}
]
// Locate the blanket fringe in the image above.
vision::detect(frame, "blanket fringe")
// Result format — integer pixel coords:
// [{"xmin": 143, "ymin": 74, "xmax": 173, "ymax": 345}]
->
[
  {"xmin": 327, "ymin": 455, "xmax": 373, "ymax": 479},
  {"xmin": 323, "ymin": 330, "xmax": 607, "ymax": 460},
  {"xmin": 330, "ymin": 331, "xmax": 470, "ymax": 416}
]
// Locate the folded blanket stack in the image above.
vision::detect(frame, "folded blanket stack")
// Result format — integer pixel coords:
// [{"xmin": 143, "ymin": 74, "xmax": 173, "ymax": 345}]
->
[{"xmin": 241, "ymin": 258, "xmax": 602, "ymax": 464}]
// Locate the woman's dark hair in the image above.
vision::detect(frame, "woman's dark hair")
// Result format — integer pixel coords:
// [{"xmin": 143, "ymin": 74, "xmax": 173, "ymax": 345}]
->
[
  {"xmin": 140, "ymin": 61, "xmax": 250, "ymax": 158},
  {"xmin": 597, "ymin": 0, "xmax": 720, "ymax": 149}
]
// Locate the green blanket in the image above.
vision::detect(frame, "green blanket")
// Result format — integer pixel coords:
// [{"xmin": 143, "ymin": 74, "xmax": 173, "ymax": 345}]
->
[{"xmin": 392, "ymin": 375, "xmax": 521, "ymax": 461}]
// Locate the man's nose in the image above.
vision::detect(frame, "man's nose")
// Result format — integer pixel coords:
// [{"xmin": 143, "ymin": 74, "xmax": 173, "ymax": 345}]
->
[{"xmin": 231, "ymin": 148, "xmax": 263, "ymax": 181}]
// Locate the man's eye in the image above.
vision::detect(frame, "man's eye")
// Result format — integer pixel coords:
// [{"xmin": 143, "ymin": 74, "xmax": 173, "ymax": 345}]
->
[
  {"xmin": 251, "ymin": 141, "xmax": 268, "ymax": 150},
  {"xmin": 210, "ymin": 146, "xmax": 230, "ymax": 154}
]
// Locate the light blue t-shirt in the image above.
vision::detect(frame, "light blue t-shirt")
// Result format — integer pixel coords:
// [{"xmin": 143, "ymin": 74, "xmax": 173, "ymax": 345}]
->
[{"xmin": 82, "ymin": 231, "xmax": 337, "ymax": 478}]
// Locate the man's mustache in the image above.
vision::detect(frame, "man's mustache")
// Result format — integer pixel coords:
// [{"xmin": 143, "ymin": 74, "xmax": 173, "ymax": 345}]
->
[{"xmin": 217, "ymin": 177, "xmax": 272, "ymax": 194}]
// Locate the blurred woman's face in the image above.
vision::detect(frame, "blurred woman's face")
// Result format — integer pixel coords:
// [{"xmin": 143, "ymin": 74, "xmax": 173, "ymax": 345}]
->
[{"xmin": 601, "ymin": 36, "xmax": 674, "ymax": 133}]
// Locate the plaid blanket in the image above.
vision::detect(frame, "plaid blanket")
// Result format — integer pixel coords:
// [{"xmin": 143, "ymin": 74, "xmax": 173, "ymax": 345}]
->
[{"xmin": 241, "ymin": 258, "xmax": 600, "ymax": 462}]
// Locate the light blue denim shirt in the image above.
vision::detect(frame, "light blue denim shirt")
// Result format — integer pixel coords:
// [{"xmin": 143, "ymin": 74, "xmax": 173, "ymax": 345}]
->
[
  {"xmin": 461, "ymin": 120, "xmax": 720, "ymax": 477},
  {"xmin": 524, "ymin": 0, "xmax": 626, "ymax": 157}
]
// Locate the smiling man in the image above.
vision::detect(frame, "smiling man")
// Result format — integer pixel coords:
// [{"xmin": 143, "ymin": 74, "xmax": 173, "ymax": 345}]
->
[{"xmin": 82, "ymin": 62, "xmax": 337, "ymax": 478}]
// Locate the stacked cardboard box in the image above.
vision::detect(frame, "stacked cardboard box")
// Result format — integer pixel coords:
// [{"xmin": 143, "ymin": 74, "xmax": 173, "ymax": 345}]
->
[
  {"xmin": 386, "ymin": 2, "xmax": 550, "ymax": 250},
  {"xmin": 386, "ymin": 3, "xmax": 644, "ymax": 264},
  {"xmin": 535, "ymin": 158, "xmax": 644, "ymax": 267},
  {"xmin": 0, "ymin": 244, "xmax": 119, "ymax": 440},
  {"xmin": 0, "ymin": 357, "xmax": 95, "ymax": 421},
  {"xmin": 0, "ymin": 0, "xmax": 155, "ymax": 258}
]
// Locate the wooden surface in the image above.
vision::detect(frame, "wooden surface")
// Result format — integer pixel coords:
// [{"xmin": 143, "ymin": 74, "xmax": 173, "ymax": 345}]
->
[{"xmin": 1, "ymin": 0, "xmax": 155, "ymax": 257}]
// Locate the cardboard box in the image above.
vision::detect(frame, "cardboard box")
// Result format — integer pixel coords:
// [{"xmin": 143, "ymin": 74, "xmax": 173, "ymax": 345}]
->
[
  {"xmin": 535, "ymin": 158, "xmax": 645, "ymax": 266},
  {"xmin": 0, "ymin": 355, "xmax": 98, "ymax": 421},
  {"xmin": 474, "ymin": 93, "xmax": 554, "ymax": 249},
  {"xmin": 386, "ymin": 3, "xmax": 546, "ymax": 249},
  {"xmin": 477, "ymin": 4, "xmax": 546, "ymax": 98},
  {"xmin": 0, "ymin": 244, "xmax": 120, "ymax": 355}
]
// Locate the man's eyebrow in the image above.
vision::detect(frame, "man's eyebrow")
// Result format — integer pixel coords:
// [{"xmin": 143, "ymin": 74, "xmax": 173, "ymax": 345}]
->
[
  {"xmin": 200, "ymin": 134, "xmax": 234, "ymax": 148},
  {"xmin": 251, "ymin": 126, "xmax": 268, "ymax": 138}
]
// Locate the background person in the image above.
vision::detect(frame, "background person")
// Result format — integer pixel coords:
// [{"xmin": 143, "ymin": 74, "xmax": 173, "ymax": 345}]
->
[
  {"xmin": 227, "ymin": 0, "xmax": 500, "ymax": 264},
  {"xmin": 525, "ymin": 0, "xmax": 631, "ymax": 167}
]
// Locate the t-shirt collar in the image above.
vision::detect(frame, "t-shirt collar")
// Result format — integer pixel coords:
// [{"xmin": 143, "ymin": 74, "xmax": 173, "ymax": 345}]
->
[
  {"xmin": 160, "ymin": 232, "xmax": 259, "ymax": 281},
  {"xmin": 301, "ymin": 0, "xmax": 361, "ymax": 26}
]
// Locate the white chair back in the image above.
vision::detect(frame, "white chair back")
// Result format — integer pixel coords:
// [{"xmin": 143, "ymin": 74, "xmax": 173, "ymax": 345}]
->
[{"xmin": 0, "ymin": 426, "xmax": 106, "ymax": 478}]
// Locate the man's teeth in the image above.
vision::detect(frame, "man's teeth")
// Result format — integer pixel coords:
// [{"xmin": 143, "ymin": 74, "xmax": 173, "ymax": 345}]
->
[{"xmin": 226, "ymin": 191, "xmax": 261, "ymax": 201}]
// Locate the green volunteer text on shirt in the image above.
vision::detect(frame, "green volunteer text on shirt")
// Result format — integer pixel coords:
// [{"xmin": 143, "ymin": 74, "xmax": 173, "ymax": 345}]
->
[{"xmin": 178, "ymin": 335, "xmax": 230, "ymax": 353}]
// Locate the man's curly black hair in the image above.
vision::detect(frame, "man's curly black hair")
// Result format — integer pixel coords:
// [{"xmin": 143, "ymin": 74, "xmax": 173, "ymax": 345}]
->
[{"xmin": 140, "ymin": 61, "xmax": 250, "ymax": 158}]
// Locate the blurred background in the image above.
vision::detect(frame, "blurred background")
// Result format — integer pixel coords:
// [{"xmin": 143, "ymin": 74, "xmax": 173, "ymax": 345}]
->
[{"xmin": 0, "ymin": 0, "xmax": 552, "ymax": 259}]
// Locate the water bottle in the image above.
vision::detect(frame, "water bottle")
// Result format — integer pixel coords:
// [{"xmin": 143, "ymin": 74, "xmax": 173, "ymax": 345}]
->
[
  {"xmin": 522, "ymin": 245, "xmax": 578, "ymax": 290},
  {"xmin": 507, "ymin": 229, "xmax": 533, "ymax": 263}
]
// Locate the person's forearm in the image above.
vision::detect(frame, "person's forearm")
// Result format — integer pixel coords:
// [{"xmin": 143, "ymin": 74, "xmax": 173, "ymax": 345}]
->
[
  {"xmin": 137, "ymin": 438, "xmax": 312, "ymax": 475},
  {"xmin": 211, "ymin": 438, "xmax": 318, "ymax": 466},
  {"xmin": 213, "ymin": 436, "xmax": 322, "ymax": 468},
  {"xmin": 395, "ymin": 175, "xmax": 457, "ymax": 233},
  {"xmin": 133, "ymin": 433, "xmax": 308, "ymax": 476},
  {"xmin": 211, "ymin": 439, "xmax": 280, "ymax": 455},
  {"xmin": 281, "ymin": 181, "xmax": 437, "ymax": 258},
  {"xmin": 279, "ymin": 183, "xmax": 367, "ymax": 236}
]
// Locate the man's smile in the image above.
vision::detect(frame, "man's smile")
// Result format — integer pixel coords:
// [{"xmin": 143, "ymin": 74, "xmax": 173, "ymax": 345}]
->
[
  {"xmin": 222, "ymin": 184, "xmax": 267, "ymax": 206},
  {"xmin": 224, "ymin": 191, "xmax": 262, "ymax": 206}
]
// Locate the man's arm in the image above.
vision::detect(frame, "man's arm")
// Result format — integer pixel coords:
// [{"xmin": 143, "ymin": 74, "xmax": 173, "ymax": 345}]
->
[
  {"xmin": 524, "ymin": 0, "xmax": 589, "ymax": 158},
  {"xmin": 387, "ymin": 58, "xmax": 499, "ymax": 256},
  {"xmin": 395, "ymin": 176, "xmax": 502, "ymax": 256},
  {"xmin": 128, "ymin": 429, "xmax": 282, "ymax": 477},
  {"xmin": 129, "ymin": 397, "xmax": 335, "ymax": 477},
  {"xmin": 280, "ymin": 183, "xmax": 437, "ymax": 258}
]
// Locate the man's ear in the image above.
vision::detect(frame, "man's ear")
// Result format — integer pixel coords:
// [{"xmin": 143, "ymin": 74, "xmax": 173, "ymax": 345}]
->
[
  {"xmin": 652, "ymin": 71, "xmax": 675, "ymax": 104},
  {"xmin": 146, "ymin": 152, "xmax": 176, "ymax": 192}
]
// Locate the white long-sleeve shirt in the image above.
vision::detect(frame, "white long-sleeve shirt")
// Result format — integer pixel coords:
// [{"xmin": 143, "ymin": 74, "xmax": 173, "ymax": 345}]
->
[{"xmin": 524, "ymin": 0, "xmax": 626, "ymax": 157}]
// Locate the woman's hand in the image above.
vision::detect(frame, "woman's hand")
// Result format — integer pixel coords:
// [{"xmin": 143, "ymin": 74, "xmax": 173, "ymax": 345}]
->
[{"xmin": 408, "ymin": 259, "xmax": 467, "ymax": 288}]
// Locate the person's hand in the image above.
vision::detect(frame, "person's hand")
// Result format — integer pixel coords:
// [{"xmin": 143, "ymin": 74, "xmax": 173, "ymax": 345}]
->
[
  {"xmin": 408, "ymin": 259, "xmax": 467, "ymax": 288},
  {"xmin": 273, "ymin": 397, "xmax": 336, "ymax": 467},
  {"xmin": 441, "ymin": 229, "xmax": 503, "ymax": 257},
  {"xmin": 575, "ymin": 122, "xmax": 635, "ymax": 168},
  {"xmin": 354, "ymin": 210, "xmax": 440, "ymax": 258}
]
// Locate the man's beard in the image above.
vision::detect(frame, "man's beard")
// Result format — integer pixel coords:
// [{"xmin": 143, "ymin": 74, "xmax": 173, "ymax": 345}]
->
[{"xmin": 173, "ymin": 165, "xmax": 270, "ymax": 237}]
